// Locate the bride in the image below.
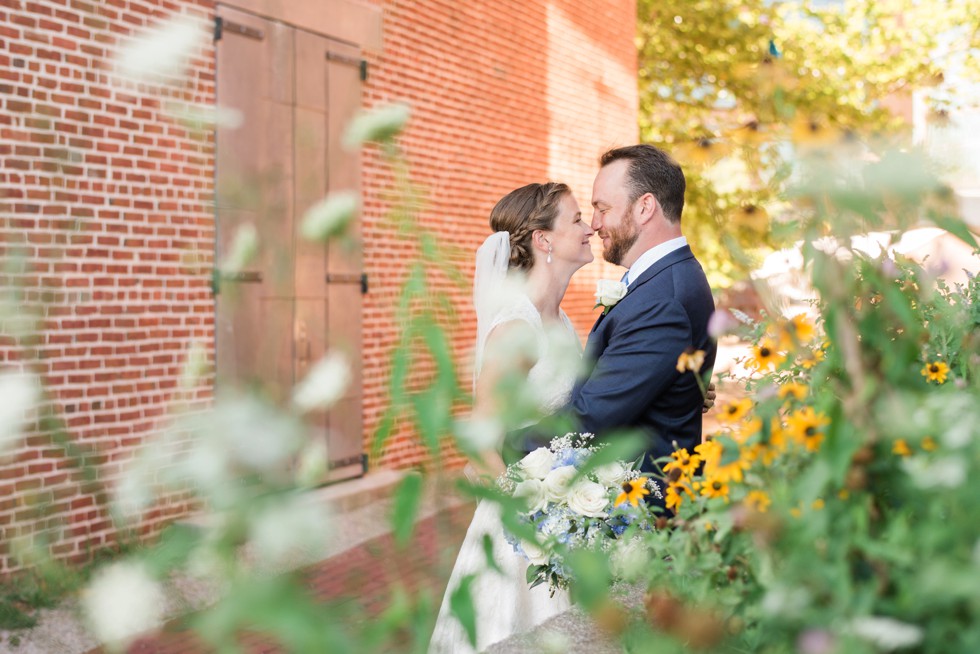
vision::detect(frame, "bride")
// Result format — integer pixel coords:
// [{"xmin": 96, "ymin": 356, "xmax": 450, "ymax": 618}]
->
[{"xmin": 429, "ymin": 182, "xmax": 594, "ymax": 653}]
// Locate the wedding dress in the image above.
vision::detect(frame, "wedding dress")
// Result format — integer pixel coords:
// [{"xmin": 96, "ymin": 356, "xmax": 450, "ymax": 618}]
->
[{"xmin": 428, "ymin": 291, "xmax": 581, "ymax": 653}]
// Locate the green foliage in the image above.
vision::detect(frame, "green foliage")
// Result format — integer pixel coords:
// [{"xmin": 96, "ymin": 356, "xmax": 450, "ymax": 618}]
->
[{"xmin": 637, "ymin": 0, "xmax": 980, "ymax": 287}]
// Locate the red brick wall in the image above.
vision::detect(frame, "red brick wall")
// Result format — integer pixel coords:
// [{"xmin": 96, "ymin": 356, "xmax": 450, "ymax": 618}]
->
[
  {"xmin": 0, "ymin": 0, "xmax": 215, "ymax": 572},
  {"xmin": 0, "ymin": 0, "xmax": 636, "ymax": 570},
  {"xmin": 360, "ymin": 0, "xmax": 638, "ymax": 469}
]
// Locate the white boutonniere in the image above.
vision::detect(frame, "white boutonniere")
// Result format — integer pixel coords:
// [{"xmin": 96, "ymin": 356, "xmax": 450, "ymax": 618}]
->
[{"xmin": 594, "ymin": 279, "xmax": 628, "ymax": 314}]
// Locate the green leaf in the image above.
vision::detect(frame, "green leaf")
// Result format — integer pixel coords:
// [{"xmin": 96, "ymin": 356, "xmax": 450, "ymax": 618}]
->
[
  {"xmin": 716, "ymin": 435, "xmax": 742, "ymax": 467},
  {"xmin": 390, "ymin": 472, "xmax": 423, "ymax": 547},
  {"xmin": 449, "ymin": 574, "xmax": 478, "ymax": 647},
  {"xmin": 482, "ymin": 534, "xmax": 502, "ymax": 575},
  {"xmin": 930, "ymin": 211, "xmax": 979, "ymax": 250}
]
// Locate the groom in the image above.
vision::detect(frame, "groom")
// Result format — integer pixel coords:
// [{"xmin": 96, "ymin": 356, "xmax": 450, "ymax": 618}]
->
[{"xmin": 517, "ymin": 145, "xmax": 716, "ymax": 480}]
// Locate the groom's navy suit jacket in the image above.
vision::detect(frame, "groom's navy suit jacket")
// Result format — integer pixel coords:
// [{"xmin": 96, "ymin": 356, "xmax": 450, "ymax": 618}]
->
[{"xmin": 570, "ymin": 245, "xmax": 716, "ymax": 475}]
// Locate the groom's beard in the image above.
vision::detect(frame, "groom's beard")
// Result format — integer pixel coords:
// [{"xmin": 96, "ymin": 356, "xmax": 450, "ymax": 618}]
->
[{"xmin": 602, "ymin": 215, "xmax": 639, "ymax": 266}]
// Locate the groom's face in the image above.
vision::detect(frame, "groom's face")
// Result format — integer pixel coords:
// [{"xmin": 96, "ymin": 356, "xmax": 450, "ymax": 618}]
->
[{"xmin": 591, "ymin": 160, "xmax": 640, "ymax": 267}]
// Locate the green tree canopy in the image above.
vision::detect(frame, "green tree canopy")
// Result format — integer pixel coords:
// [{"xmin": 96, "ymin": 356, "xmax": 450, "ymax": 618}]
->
[{"xmin": 638, "ymin": 0, "xmax": 980, "ymax": 287}]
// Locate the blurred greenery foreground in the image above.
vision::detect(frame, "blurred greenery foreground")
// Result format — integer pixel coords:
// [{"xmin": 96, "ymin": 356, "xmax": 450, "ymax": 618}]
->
[{"xmin": 1, "ymin": 6, "xmax": 979, "ymax": 654}]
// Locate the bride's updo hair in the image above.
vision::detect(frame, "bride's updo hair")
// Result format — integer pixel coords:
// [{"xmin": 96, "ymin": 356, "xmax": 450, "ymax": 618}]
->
[{"xmin": 489, "ymin": 182, "xmax": 571, "ymax": 272}]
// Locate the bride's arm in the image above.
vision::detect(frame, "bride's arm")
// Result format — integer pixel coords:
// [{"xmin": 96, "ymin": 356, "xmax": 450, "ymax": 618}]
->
[{"xmin": 469, "ymin": 320, "xmax": 537, "ymax": 479}]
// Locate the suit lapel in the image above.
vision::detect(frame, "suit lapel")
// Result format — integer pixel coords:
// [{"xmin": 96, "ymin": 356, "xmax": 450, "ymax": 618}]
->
[{"xmin": 622, "ymin": 245, "xmax": 694, "ymax": 297}]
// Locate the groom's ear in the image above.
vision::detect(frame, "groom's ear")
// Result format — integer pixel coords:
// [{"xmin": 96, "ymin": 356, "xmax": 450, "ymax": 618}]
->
[{"xmin": 633, "ymin": 192, "xmax": 659, "ymax": 225}]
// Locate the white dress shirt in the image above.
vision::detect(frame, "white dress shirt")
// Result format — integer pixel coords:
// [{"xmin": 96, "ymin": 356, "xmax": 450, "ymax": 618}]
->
[{"xmin": 622, "ymin": 236, "xmax": 688, "ymax": 287}]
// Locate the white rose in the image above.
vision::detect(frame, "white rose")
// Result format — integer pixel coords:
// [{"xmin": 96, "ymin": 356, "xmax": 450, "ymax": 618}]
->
[
  {"xmin": 513, "ymin": 478, "xmax": 548, "ymax": 513},
  {"xmin": 594, "ymin": 461, "xmax": 628, "ymax": 487},
  {"xmin": 566, "ymin": 481, "xmax": 610, "ymax": 518},
  {"xmin": 519, "ymin": 447, "xmax": 555, "ymax": 479},
  {"xmin": 542, "ymin": 465, "xmax": 578, "ymax": 502},
  {"xmin": 520, "ymin": 539, "xmax": 549, "ymax": 566},
  {"xmin": 594, "ymin": 279, "xmax": 628, "ymax": 308}
]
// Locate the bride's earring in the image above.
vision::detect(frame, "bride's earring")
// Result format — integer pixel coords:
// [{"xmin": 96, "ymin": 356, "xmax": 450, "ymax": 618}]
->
[{"xmin": 547, "ymin": 245, "xmax": 553, "ymax": 264}]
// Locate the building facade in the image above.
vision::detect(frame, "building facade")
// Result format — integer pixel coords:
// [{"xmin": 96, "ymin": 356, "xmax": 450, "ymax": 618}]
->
[{"xmin": 0, "ymin": 0, "xmax": 637, "ymax": 571}]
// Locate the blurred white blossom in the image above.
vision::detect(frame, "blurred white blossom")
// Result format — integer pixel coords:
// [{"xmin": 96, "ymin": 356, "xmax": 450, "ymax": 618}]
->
[
  {"xmin": 0, "ymin": 370, "xmax": 40, "ymax": 456},
  {"xmin": 294, "ymin": 439, "xmax": 329, "ymax": 488},
  {"xmin": 300, "ymin": 192, "xmax": 359, "ymax": 241},
  {"xmin": 115, "ymin": 14, "xmax": 203, "ymax": 83},
  {"xmin": 292, "ymin": 352, "xmax": 351, "ymax": 412},
  {"xmin": 343, "ymin": 103, "xmax": 411, "ymax": 149},
  {"xmin": 218, "ymin": 223, "xmax": 258, "ymax": 275},
  {"xmin": 167, "ymin": 102, "xmax": 244, "ymax": 129},
  {"xmin": 454, "ymin": 417, "xmax": 502, "ymax": 453},
  {"xmin": 248, "ymin": 496, "xmax": 331, "ymax": 569},
  {"xmin": 82, "ymin": 562, "xmax": 165, "ymax": 652},
  {"xmin": 180, "ymin": 341, "xmax": 211, "ymax": 389},
  {"xmin": 849, "ymin": 616, "xmax": 924, "ymax": 651},
  {"xmin": 902, "ymin": 456, "xmax": 967, "ymax": 489}
]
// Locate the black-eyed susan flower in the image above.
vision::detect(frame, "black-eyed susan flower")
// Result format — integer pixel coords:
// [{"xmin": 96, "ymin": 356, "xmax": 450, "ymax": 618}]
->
[
  {"xmin": 615, "ymin": 477, "xmax": 650, "ymax": 507},
  {"xmin": 665, "ymin": 481, "xmax": 694, "ymax": 512},
  {"xmin": 674, "ymin": 137, "xmax": 732, "ymax": 167},
  {"xmin": 921, "ymin": 436, "xmax": 937, "ymax": 451},
  {"xmin": 811, "ymin": 498, "xmax": 825, "ymax": 511},
  {"xmin": 663, "ymin": 448, "xmax": 702, "ymax": 478},
  {"xmin": 732, "ymin": 415, "xmax": 763, "ymax": 445},
  {"xmin": 699, "ymin": 477, "xmax": 730, "ymax": 501},
  {"xmin": 718, "ymin": 398, "xmax": 753, "ymax": 423},
  {"xmin": 791, "ymin": 114, "xmax": 840, "ymax": 147},
  {"xmin": 675, "ymin": 347, "xmax": 706, "ymax": 374},
  {"xmin": 727, "ymin": 119, "xmax": 767, "ymax": 146},
  {"xmin": 694, "ymin": 438, "xmax": 722, "ymax": 469},
  {"xmin": 799, "ymin": 346, "xmax": 825, "ymax": 370},
  {"xmin": 786, "ymin": 407, "xmax": 830, "ymax": 452},
  {"xmin": 778, "ymin": 382, "xmax": 808, "ymax": 402},
  {"xmin": 748, "ymin": 337, "xmax": 785, "ymax": 371},
  {"xmin": 921, "ymin": 361, "xmax": 949, "ymax": 384},
  {"xmin": 744, "ymin": 490, "xmax": 771, "ymax": 513},
  {"xmin": 892, "ymin": 439, "xmax": 912, "ymax": 457},
  {"xmin": 732, "ymin": 204, "xmax": 769, "ymax": 233},
  {"xmin": 775, "ymin": 313, "xmax": 816, "ymax": 351}
]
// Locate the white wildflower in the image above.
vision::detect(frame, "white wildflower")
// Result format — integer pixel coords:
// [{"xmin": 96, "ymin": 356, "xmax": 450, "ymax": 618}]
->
[
  {"xmin": 218, "ymin": 223, "xmax": 258, "ymax": 275},
  {"xmin": 179, "ymin": 341, "xmax": 210, "ymax": 389},
  {"xmin": 343, "ymin": 103, "xmax": 411, "ymax": 149},
  {"xmin": 300, "ymin": 192, "xmax": 359, "ymax": 241},
  {"xmin": 292, "ymin": 351, "xmax": 351, "ymax": 412},
  {"xmin": 294, "ymin": 439, "xmax": 329, "ymax": 488},
  {"xmin": 0, "ymin": 370, "xmax": 41, "ymax": 456},
  {"xmin": 115, "ymin": 14, "xmax": 203, "ymax": 83},
  {"xmin": 849, "ymin": 616, "xmax": 924, "ymax": 651},
  {"xmin": 902, "ymin": 456, "xmax": 967, "ymax": 488},
  {"xmin": 81, "ymin": 561, "xmax": 165, "ymax": 651},
  {"xmin": 453, "ymin": 417, "xmax": 501, "ymax": 453},
  {"xmin": 248, "ymin": 496, "xmax": 331, "ymax": 570}
]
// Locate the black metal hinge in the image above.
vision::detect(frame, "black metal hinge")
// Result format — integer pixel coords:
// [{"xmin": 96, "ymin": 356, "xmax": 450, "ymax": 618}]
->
[
  {"xmin": 213, "ymin": 16, "xmax": 223, "ymax": 42},
  {"xmin": 325, "ymin": 273, "xmax": 368, "ymax": 294},
  {"xmin": 326, "ymin": 50, "xmax": 368, "ymax": 81}
]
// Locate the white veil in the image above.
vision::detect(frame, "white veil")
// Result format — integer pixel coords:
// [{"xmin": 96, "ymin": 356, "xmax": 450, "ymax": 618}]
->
[{"xmin": 472, "ymin": 231, "xmax": 512, "ymax": 384}]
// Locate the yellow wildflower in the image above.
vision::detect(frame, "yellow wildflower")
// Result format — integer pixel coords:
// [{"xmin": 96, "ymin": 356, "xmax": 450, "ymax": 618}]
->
[
  {"xmin": 921, "ymin": 436, "xmax": 937, "ymax": 451},
  {"xmin": 699, "ymin": 477, "xmax": 730, "ymax": 501},
  {"xmin": 812, "ymin": 498, "xmax": 825, "ymax": 511},
  {"xmin": 732, "ymin": 204, "xmax": 769, "ymax": 233},
  {"xmin": 791, "ymin": 114, "xmax": 840, "ymax": 147},
  {"xmin": 675, "ymin": 347, "xmax": 706, "ymax": 374},
  {"xmin": 892, "ymin": 439, "xmax": 912, "ymax": 457},
  {"xmin": 663, "ymin": 448, "xmax": 702, "ymax": 478},
  {"xmin": 920, "ymin": 361, "xmax": 949, "ymax": 384},
  {"xmin": 786, "ymin": 407, "xmax": 830, "ymax": 452},
  {"xmin": 748, "ymin": 337, "xmax": 785, "ymax": 371},
  {"xmin": 718, "ymin": 398, "xmax": 753, "ymax": 423},
  {"xmin": 673, "ymin": 137, "xmax": 732, "ymax": 167},
  {"xmin": 615, "ymin": 478, "xmax": 650, "ymax": 507},
  {"xmin": 744, "ymin": 490, "xmax": 772, "ymax": 513},
  {"xmin": 799, "ymin": 347, "xmax": 825, "ymax": 370},
  {"xmin": 665, "ymin": 482, "xmax": 694, "ymax": 512},
  {"xmin": 778, "ymin": 382, "xmax": 808, "ymax": 402}
]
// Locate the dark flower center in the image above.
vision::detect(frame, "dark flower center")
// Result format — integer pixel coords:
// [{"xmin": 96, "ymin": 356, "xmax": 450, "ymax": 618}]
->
[
  {"xmin": 805, "ymin": 426, "xmax": 817, "ymax": 437},
  {"xmin": 712, "ymin": 481, "xmax": 723, "ymax": 491},
  {"xmin": 930, "ymin": 364, "xmax": 939, "ymax": 373},
  {"xmin": 744, "ymin": 205, "xmax": 757, "ymax": 215},
  {"xmin": 622, "ymin": 482, "xmax": 633, "ymax": 493},
  {"xmin": 697, "ymin": 138, "xmax": 712, "ymax": 149},
  {"xmin": 760, "ymin": 347, "xmax": 771, "ymax": 357}
]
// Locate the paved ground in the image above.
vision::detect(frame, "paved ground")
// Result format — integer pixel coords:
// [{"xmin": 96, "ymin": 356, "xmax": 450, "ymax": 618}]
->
[{"xmin": 84, "ymin": 502, "xmax": 475, "ymax": 654}]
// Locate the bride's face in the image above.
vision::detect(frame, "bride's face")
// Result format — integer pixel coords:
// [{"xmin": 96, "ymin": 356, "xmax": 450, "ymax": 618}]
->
[{"xmin": 547, "ymin": 192, "xmax": 594, "ymax": 269}]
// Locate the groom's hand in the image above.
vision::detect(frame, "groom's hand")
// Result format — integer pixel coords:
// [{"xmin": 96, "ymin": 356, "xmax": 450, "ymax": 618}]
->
[{"xmin": 702, "ymin": 382, "xmax": 717, "ymax": 413}]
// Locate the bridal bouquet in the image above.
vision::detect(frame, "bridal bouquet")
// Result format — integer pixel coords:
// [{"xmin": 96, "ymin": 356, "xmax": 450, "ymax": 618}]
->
[{"xmin": 498, "ymin": 432, "xmax": 660, "ymax": 592}]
